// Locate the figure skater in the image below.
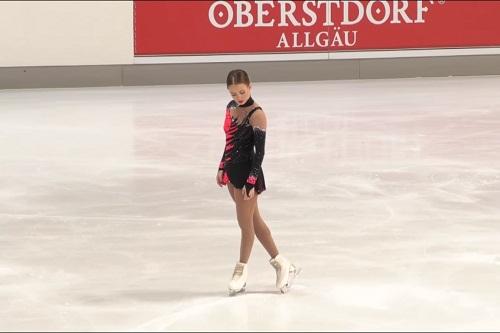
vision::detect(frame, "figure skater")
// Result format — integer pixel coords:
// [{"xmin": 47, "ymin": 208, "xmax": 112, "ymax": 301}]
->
[{"xmin": 216, "ymin": 69, "xmax": 300, "ymax": 295}]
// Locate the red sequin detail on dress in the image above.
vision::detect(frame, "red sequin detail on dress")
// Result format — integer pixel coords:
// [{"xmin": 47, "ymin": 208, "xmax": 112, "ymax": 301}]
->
[{"xmin": 247, "ymin": 175, "xmax": 257, "ymax": 185}]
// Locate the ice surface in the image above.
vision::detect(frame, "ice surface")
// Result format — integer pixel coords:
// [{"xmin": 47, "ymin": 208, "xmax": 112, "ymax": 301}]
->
[{"xmin": 1, "ymin": 76, "xmax": 500, "ymax": 331}]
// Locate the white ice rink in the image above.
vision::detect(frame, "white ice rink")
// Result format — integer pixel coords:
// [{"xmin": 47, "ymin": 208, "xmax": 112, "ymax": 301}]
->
[{"xmin": 1, "ymin": 75, "xmax": 500, "ymax": 331}]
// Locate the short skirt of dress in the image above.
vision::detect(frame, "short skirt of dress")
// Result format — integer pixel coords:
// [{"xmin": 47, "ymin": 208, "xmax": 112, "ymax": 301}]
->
[{"xmin": 224, "ymin": 162, "xmax": 266, "ymax": 194}]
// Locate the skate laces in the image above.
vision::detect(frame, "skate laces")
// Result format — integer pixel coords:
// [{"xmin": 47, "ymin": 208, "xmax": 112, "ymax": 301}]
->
[
  {"xmin": 233, "ymin": 264, "xmax": 244, "ymax": 277},
  {"xmin": 270, "ymin": 260, "xmax": 280, "ymax": 270}
]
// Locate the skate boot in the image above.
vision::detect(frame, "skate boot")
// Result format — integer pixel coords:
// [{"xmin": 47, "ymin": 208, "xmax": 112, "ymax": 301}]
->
[
  {"xmin": 269, "ymin": 254, "xmax": 301, "ymax": 294},
  {"xmin": 228, "ymin": 262, "xmax": 248, "ymax": 296}
]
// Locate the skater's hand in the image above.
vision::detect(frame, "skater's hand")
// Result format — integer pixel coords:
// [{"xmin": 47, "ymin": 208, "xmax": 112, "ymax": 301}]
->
[
  {"xmin": 242, "ymin": 187, "xmax": 255, "ymax": 200},
  {"xmin": 216, "ymin": 170, "xmax": 225, "ymax": 187}
]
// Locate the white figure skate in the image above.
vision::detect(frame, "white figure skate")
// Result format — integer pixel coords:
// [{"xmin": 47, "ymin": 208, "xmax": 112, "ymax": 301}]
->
[
  {"xmin": 269, "ymin": 254, "xmax": 301, "ymax": 294},
  {"xmin": 228, "ymin": 262, "xmax": 248, "ymax": 296}
]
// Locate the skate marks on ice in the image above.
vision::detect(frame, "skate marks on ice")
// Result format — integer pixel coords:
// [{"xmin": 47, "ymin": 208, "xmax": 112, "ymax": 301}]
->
[
  {"xmin": 137, "ymin": 271, "xmax": 306, "ymax": 330},
  {"xmin": 134, "ymin": 295, "xmax": 235, "ymax": 331},
  {"xmin": 134, "ymin": 275, "xmax": 500, "ymax": 332},
  {"xmin": 2, "ymin": 76, "xmax": 500, "ymax": 331},
  {"xmin": 134, "ymin": 286, "xmax": 308, "ymax": 332}
]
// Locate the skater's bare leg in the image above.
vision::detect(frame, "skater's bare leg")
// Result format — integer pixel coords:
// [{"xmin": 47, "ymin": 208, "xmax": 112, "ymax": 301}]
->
[
  {"xmin": 230, "ymin": 183, "xmax": 257, "ymax": 264},
  {"xmin": 253, "ymin": 202, "xmax": 279, "ymax": 259},
  {"xmin": 227, "ymin": 182, "xmax": 236, "ymax": 203}
]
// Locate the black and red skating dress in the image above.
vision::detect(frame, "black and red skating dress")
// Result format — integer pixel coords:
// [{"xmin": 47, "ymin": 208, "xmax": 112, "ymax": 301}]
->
[{"xmin": 218, "ymin": 97, "xmax": 267, "ymax": 195}]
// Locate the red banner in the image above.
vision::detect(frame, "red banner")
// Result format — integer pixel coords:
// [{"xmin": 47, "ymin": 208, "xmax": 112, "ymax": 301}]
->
[{"xmin": 134, "ymin": 0, "xmax": 500, "ymax": 56}]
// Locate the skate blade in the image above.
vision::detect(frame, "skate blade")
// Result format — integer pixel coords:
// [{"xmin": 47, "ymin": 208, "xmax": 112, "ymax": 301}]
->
[
  {"xmin": 228, "ymin": 283, "xmax": 246, "ymax": 296},
  {"xmin": 228, "ymin": 288, "xmax": 245, "ymax": 296}
]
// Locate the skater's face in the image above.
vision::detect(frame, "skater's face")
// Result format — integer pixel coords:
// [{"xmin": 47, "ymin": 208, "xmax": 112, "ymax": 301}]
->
[{"xmin": 228, "ymin": 83, "xmax": 252, "ymax": 106}]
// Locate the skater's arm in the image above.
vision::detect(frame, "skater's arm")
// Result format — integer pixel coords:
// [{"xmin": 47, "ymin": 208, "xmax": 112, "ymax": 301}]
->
[
  {"xmin": 219, "ymin": 107, "xmax": 232, "ymax": 171},
  {"xmin": 219, "ymin": 149, "xmax": 227, "ymax": 171},
  {"xmin": 245, "ymin": 109, "xmax": 267, "ymax": 194}
]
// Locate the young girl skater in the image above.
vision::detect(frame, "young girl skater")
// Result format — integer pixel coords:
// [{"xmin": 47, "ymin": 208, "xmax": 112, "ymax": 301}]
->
[{"xmin": 216, "ymin": 69, "xmax": 300, "ymax": 295}]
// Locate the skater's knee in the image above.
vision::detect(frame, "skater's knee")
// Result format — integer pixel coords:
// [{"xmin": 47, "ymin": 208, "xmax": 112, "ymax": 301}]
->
[
  {"xmin": 252, "ymin": 209, "xmax": 262, "ymax": 223},
  {"xmin": 237, "ymin": 217, "xmax": 254, "ymax": 232},
  {"xmin": 254, "ymin": 222, "xmax": 271, "ymax": 238},
  {"xmin": 237, "ymin": 212, "xmax": 254, "ymax": 231},
  {"xmin": 252, "ymin": 213, "xmax": 268, "ymax": 230}
]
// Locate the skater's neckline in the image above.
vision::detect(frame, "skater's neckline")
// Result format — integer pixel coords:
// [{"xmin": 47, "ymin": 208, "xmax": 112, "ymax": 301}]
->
[{"xmin": 236, "ymin": 97, "xmax": 254, "ymax": 108}]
